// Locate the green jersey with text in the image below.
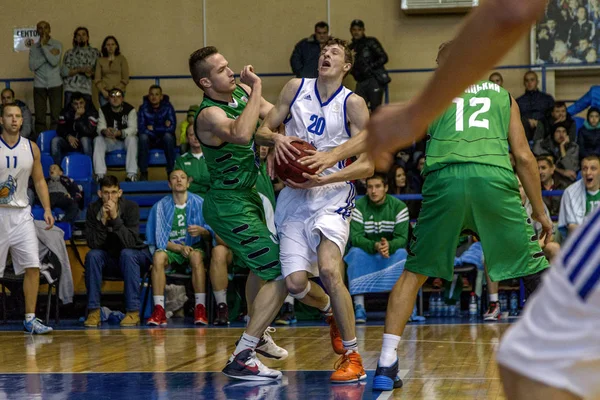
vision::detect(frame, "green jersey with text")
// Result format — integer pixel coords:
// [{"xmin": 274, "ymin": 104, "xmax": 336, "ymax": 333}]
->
[
  {"xmin": 424, "ymin": 80, "xmax": 512, "ymax": 175},
  {"xmin": 195, "ymin": 85, "xmax": 260, "ymax": 191},
  {"xmin": 586, "ymin": 190, "xmax": 600, "ymax": 215},
  {"xmin": 170, "ymin": 205, "xmax": 187, "ymax": 245}
]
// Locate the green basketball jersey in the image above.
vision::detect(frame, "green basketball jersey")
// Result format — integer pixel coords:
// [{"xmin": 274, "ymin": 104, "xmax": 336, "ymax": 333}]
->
[
  {"xmin": 423, "ymin": 80, "xmax": 512, "ymax": 176},
  {"xmin": 195, "ymin": 85, "xmax": 260, "ymax": 191},
  {"xmin": 586, "ymin": 190, "xmax": 600, "ymax": 215},
  {"xmin": 170, "ymin": 205, "xmax": 187, "ymax": 245},
  {"xmin": 256, "ymin": 161, "xmax": 276, "ymax": 210}
]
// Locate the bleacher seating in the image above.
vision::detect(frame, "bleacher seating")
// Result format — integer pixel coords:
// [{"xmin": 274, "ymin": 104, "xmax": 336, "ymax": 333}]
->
[
  {"xmin": 37, "ymin": 130, "xmax": 57, "ymax": 155},
  {"xmin": 41, "ymin": 153, "xmax": 53, "ymax": 177},
  {"xmin": 61, "ymin": 154, "xmax": 93, "ymax": 206},
  {"xmin": 120, "ymin": 181, "xmax": 171, "ymax": 236}
]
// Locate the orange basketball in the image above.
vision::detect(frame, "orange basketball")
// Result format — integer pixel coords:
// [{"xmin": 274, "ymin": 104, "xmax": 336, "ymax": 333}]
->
[
  {"xmin": 274, "ymin": 140, "xmax": 318, "ymax": 183},
  {"xmin": 0, "ymin": 187, "xmax": 9, "ymax": 198}
]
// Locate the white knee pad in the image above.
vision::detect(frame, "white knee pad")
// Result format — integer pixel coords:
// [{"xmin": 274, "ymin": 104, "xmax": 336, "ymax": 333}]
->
[{"xmin": 289, "ymin": 281, "xmax": 311, "ymax": 300}]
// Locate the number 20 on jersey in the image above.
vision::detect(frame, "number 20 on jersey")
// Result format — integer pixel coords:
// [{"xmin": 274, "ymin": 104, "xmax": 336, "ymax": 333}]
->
[{"xmin": 307, "ymin": 114, "xmax": 326, "ymax": 135}]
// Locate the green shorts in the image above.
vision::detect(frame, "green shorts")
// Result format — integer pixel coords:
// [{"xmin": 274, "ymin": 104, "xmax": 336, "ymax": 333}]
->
[
  {"xmin": 405, "ymin": 163, "xmax": 549, "ymax": 282},
  {"xmin": 159, "ymin": 245, "xmax": 205, "ymax": 269},
  {"xmin": 203, "ymin": 189, "xmax": 281, "ymax": 281}
]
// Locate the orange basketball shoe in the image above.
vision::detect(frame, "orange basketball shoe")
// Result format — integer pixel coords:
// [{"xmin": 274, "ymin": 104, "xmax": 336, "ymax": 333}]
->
[
  {"xmin": 325, "ymin": 315, "xmax": 345, "ymax": 355},
  {"xmin": 330, "ymin": 350, "xmax": 367, "ymax": 383}
]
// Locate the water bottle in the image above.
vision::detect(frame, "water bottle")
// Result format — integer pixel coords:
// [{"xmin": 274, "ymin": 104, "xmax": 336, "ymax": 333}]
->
[
  {"xmin": 469, "ymin": 292, "xmax": 478, "ymax": 321},
  {"xmin": 441, "ymin": 302, "xmax": 448, "ymax": 318},
  {"xmin": 449, "ymin": 304, "xmax": 456, "ymax": 318},
  {"xmin": 502, "ymin": 292, "xmax": 509, "ymax": 313},
  {"xmin": 436, "ymin": 293, "xmax": 443, "ymax": 317},
  {"xmin": 498, "ymin": 292, "xmax": 505, "ymax": 313},
  {"xmin": 429, "ymin": 293, "xmax": 436, "ymax": 317},
  {"xmin": 509, "ymin": 291, "xmax": 519, "ymax": 316},
  {"xmin": 433, "ymin": 293, "xmax": 440, "ymax": 317}
]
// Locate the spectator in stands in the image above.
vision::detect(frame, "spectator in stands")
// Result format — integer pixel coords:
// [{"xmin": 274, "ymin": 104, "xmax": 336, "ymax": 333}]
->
[
  {"xmin": 533, "ymin": 101, "xmax": 577, "ymax": 142},
  {"xmin": 290, "ymin": 21, "xmax": 330, "ymax": 79},
  {"xmin": 138, "ymin": 85, "xmax": 177, "ymax": 180},
  {"xmin": 488, "ymin": 72, "xmax": 504, "ymax": 87},
  {"xmin": 178, "ymin": 105, "xmax": 199, "ymax": 154},
  {"xmin": 145, "ymin": 169, "xmax": 213, "ymax": 327},
  {"xmin": 345, "ymin": 173, "xmax": 409, "ymax": 324},
  {"xmin": 29, "ymin": 21, "xmax": 63, "ymax": 136},
  {"xmin": 174, "ymin": 125, "xmax": 210, "ymax": 198},
  {"xmin": 577, "ymin": 107, "xmax": 600, "ymax": 160},
  {"xmin": 388, "ymin": 164, "xmax": 420, "ymax": 220},
  {"xmin": 46, "ymin": 164, "xmax": 81, "ymax": 223},
  {"xmin": 516, "ymin": 71, "xmax": 555, "ymax": 140},
  {"xmin": 557, "ymin": 9, "xmax": 574, "ymax": 43},
  {"xmin": 559, "ymin": 155, "xmax": 600, "ymax": 236},
  {"xmin": 0, "ymin": 89, "xmax": 33, "ymax": 139},
  {"xmin": 94, "ymin": 88, "xmax": 138, "ymax": 182},
  {"xmin": 84, "ymin": 175, "xmax": 152, "ymax": 327},
  {"xmin": 533, "ymin": 123, "xmax": 580, "ymax": 181},
  {"xmin": 94, "ymin": 36, "xmax": 129, "ymax": 107},
  {"xmin": 409, "ymin": 154, "xmax": 425, "ymax": 193},
  {"xmin": 61, "ymin": 27, "xmax": 100, "ymax": 107},
  {"xmin": 546, "ymin": 18, "xmax": 561, "ymax": 42},
  {"xmin": 575, "ymin": 37, "xmax": 594, "ymax": 61},
  {"xmin": 538, "ymin": 155, "xmax": 569, "ymax": 217},
  {"xmin": 568, "ymin": 7, "xmax": 596, "ymax": 50},
  {"xmin": 586, "ymin": 48, "xmax": 598, "ymax": 63},
  {"xmin": 567, "ymin": 85, "xmax": 600, "ymax": 116},
  {"xmin": 551, "ymin": 39, "xmax": 583, "ymax": 64},
  {"xmin": 349, "ymin": 19, "xmax": 390, "ymax": 112},
  {"xmin": 589, "ymin": 0, "xmax": 600, "ymax": 23},
  {"xmin": 51, "ymin": 92, "xmax": 98, "ymax": 165}
]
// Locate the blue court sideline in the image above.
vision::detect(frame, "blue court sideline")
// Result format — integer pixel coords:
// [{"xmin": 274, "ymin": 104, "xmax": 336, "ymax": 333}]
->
[{"xmin": 0, "ymin": 371, "xmax": 383, "ymax": 399}]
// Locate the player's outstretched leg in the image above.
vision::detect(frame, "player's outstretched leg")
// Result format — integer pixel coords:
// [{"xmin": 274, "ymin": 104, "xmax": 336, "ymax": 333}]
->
[
  {"xmin": 222, "ymin": 278, "xmax": 288, "ymax": 381},
  {"xmin": 286, "ymin": 271, "xmax": 344, "ymax": 354},
  {"xmin": 373, "ymin": 270, "xmax": 427, "ymax": 391},
  {"xmin": 316, "ymin": 237, "xmax": 366, "ymax": 383},
  {"xmin": 244, "ymin": 271, "xmax": 288, "ymax": 360}
]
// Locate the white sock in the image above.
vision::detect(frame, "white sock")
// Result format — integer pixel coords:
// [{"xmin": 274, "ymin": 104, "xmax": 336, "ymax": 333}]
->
[
  {"xmin": 153, "ymin": 296, "xmax": 165, "ymax": 308},
  {"xmin": 342, "ymin": 338, "xmax": 358, "ymax": 352},
  {"xmin": 489, "ymin": 293, "xmax": 498, "ymax": 303},
  {"xmin": 214, "ymin": 290, "xmax": 227, "ymax": 305},
  {"xmin": 25, "ymin": 313, "xmax": 35, "ymax": 323},
  {"xmin": 354, "ymin": 295, "xmax": 365, "ymax": 308},
  {"xmin": 234, "ymin": 332, "xmax": 260, "ymax": 355},
  {"xmin": 284, "ymin": 295, "xmax": 294, "ymax": 305},
  {"xmin": 320, "ymin": 296, "xmax": 332, "ymax": 315},
  {"xmin": 195, "ymin": 293, "xmax": 206, "ymax": 307},
  {"xmin": 379, "ymin": 333, "xmax": 401, "ymax": 367}
]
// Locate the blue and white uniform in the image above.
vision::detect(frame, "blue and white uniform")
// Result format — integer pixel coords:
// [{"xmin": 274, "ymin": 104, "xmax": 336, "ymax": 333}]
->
[
  {"xmin": 0, "ymin": 135, "xmax": 40, "ymax": 275},
  {"xmin": 275, "ymin": 78, "xmax": 356, "ymax": 278},
  {"xmin": 497, "ymin": 209, "xmax": 600, "ymax": 399}
]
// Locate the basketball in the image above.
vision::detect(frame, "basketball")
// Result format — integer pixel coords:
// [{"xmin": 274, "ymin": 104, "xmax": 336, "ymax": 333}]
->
[
  {"xmin": 274, "ymin": 140, "xmax": 318, "ymax": 183},
  {"xmin": 0, "ymin": 187, "xmax": 9, "ymax": 198}
]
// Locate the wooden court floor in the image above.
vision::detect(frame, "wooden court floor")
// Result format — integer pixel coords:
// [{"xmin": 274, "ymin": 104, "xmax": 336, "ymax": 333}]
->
[{"xmin": 0, "ymin": 322, "xmax": 511, "ymax": 399}]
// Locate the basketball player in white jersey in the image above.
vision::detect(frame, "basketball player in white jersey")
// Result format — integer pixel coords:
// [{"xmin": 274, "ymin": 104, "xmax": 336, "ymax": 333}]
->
[
  {"xmin": 257, "ymin": 38, "xmax": 373, "ymax": 383},
  {"xmin": 0, "ymin": 103, "xmax": 54, "ymax": 334}
]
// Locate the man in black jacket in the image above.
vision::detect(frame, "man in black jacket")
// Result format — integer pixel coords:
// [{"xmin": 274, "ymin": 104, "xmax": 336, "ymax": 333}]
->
[
  {"xmin": 83, "ymin": 175, "xmax": 151, "ymax": 327},
  {"xmin": 516, "ymin": 71, "xmax": 554, "ymax": 140},
  {"xmin": 50, "ymin": 92, "xmax": 98, "ymax": 165},
  {"xmin": 349, "ymin": 19, "xmax": 389, "ymax": 112},
  {"xmin": 290, "ymin": 21, "xmax": 330, "ymax": 78}
]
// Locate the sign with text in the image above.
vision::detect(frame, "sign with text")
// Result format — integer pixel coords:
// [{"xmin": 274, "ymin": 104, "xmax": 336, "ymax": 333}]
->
[{"xmin": 13, "ymin": 27, "xmax": 39, "ymax": 52}]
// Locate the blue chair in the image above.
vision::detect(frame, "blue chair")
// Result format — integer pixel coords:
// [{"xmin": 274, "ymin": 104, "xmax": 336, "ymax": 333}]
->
[
  {"xmin": 106, "ymin": 149, "xmax": 127, "ymax": 167},
  {"xmin": 61, "ymin": 154, "xmax": 93, "ymax": 206},
  {"xmin": 148, "ymin": 149, "xmax": 167, "ymax": 166},
  {"xmin": 36, "ymin": 130, "xmax": 57, "ymax": 155},
  {"xmin": 41, "ymin": 153, "xmax": 54, "ymax": 178}
]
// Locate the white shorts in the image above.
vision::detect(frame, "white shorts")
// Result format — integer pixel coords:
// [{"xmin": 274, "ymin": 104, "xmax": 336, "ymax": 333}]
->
[
  {"xmin": 275, "ymin": 182, "xmax": 355, "ymax": 278},
  {"xmin": 0, "ymin": 206, "xmax": 39, "ymax": 276},
  {"xmin": 497, "ymin": 224, "xmax": 600, "ymax": 399}
]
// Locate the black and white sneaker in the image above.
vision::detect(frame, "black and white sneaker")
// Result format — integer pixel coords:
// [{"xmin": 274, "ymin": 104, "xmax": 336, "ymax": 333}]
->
[
  {"xmin": 222, "ymin": 349, "xmax": 283, "ymax": 381},
  {"xmin": 256, "ymin": 327, "xmax": 288, "ymax": 360}
]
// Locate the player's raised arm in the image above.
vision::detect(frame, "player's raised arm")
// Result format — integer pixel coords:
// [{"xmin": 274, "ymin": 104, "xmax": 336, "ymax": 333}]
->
[
  {"xmin": 509, "ymin": 97, "xmax": 552, "ymax": 244},
  {"xmin": 300, "ymin": 94, "xmax": 370, "ymax": 175},
  {"xmin": 256, "ymin": 78, "xmax": 304, "ymax": 165},
  {"xmin": 197, "ymin": 66, "xmax": 264, "ymax": 145},
  {"xmin": 367, "ymin": 0, "xmax": 547, "ymax": 167}
]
